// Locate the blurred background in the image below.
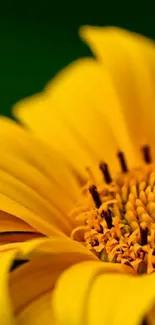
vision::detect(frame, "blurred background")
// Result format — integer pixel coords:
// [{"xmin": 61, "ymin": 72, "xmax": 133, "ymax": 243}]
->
[{"xmin": 0, "ymin": 1, "xmax": 155, "ymax": 117}]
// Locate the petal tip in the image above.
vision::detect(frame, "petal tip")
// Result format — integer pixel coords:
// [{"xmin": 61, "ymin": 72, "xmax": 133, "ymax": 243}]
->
[{"xmin": 12, "ymin": 93, "xmax": 43, "ymax": 121}]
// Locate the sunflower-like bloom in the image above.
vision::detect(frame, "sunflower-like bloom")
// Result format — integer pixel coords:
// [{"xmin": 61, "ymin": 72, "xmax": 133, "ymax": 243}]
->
[{"xmin": 1, "ymin": 26, "xmax": 155, "ymax": 324}]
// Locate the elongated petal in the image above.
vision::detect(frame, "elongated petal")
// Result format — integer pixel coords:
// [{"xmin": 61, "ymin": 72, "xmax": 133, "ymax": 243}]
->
[
  {"xmin": 87, "ymin": 272, "xmax": 155, "ymax": 325},
  {"xmin": 0, "ymin": 117, "xmax": 79, "ymax": 202},
  {"xmin": 80, "ymin": 26, "xmax": 155, "ymax": 160},
  {"xmin": 0, "ymin": 211, "xmax": 36, "ymax": 232},
  {"xmin": 0, "ymin": 237, "xmax": 97, "ymax": 323},
  {"xmin": 0, "ymin": 118, "xmax": 80, "ymax": 237},
  {"xmin": 52, "ymin": 260, "xmax": 155, "ymax": 325},
  {"xmin": 0, "ymin": 250, "xmax": 18, "ymax": 324},
  {"xmin": 13, "ymin": 58, "xmax": 139, "ymax": 178},
  {"xmin": 17, "ymin": 292, "xmax": 56, "ymax": 325},
  {"xmin": 0, "ymin": 211, "xmax": 44, "ymax": 244},
  {"xmin": 0, "ymin": 232, "xmax": 44, "ymax": 245},
  {"xmin": 45, "ymin": 58, "xmax": 139, "ymax": 171}
]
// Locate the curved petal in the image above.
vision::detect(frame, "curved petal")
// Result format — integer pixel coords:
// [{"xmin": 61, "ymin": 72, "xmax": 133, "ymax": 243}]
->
[
  {"xmin": 0, "ymin": 211, "xmax": 36, "ymax": 232},
  {"xmin": 0, "ymin": 250, "xmax": 17, "ymax": 324},
  {"xmin": 0, "ymin": 211, "xmax": 44, "ymax": 244},
  {"xmin": 0, "ymin": 237, "xmax": 97, "ymax": 323},
  {"xmin": 17, "ymin": 292, "xmax": 56, "ymax": 325},
  {"xmin": 0, "ymin": 232, "xmax": 44, "ymax": 245},
  {"xmin": 13, "ymin": 58, "xmax": 139, "ymax": 179},
  {"xmin": 87, "ymin": 272, "xmax": 155, "ymax": 325},
  {"xmin": 80, "ymin": 26, "xmax": 155, "ymax": 160},
  {"xmin": 52, "ymin": 260, "xmax": 155, "ymax": 325},
  {"xmin": 0, "ymin": 117, "xmax": 80, "ymax": 238}
]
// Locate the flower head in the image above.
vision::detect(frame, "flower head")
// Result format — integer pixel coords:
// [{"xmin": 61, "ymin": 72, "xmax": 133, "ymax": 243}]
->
[
  {"xmin": 1, "ymin": 25, "xmax": 155, "ymax": 324},
  {"xmin": 71, "ymin": 149, "xmax": 155, "ymax": 274}
]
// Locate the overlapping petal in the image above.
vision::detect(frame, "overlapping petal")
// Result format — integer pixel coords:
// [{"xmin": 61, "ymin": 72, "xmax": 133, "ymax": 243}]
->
[
  {"xmin": 13, "ymin": 57, "xmax": 139, "ymax": 180},
  {"xmin": 0, "ymin": 250, "xmax": 17, "ymax": 325},
  {"xmin": 0, "ymin": 237, "xmax": 98, "ymax": 323},
  {"xmin": 80, "ymin": 26, "xmax": 155, "ymax": 160},
  {"xmin": 1, "ymin": 227, "xmax": 155, "ymax": 325},
  {"xmin": 3, "ymin": 25, "xmax": 155, "ymax": 325},
  {"xmin": 0, "ymin": 117, "xmax": 81, "ymax": 241},
  {"xmin": 52, "ymin": 261, "xmax": 155, "ymax": 325}
]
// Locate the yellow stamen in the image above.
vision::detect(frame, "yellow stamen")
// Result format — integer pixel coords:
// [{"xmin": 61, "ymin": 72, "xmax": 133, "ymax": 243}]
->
[{"xmin": 70, "ymin": 154, "xmax": 155, "ymax": 275}]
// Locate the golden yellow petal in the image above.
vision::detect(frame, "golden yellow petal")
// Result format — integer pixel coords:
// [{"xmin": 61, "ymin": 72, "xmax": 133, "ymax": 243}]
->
[
  {"xmin": 17, "ymin": 292, "xmax": 56, "ymax": 325},
  {"xmin": 0, "ymin": 193, "xmax": 64, "ymax": 237},
  {"xmin": 0, "ymin": 232, "xmax": 43, "ymax": 245},
  {"xmin": 52, "ymin": 259, "xmax": 155, "ymax": 325},
  {"xmin": 0, "ymin": 118, "xmax": 80, "ymax": 237},
  {"xmin": 0, "ymin": 211, "xmax": 35, "ymax": 232},
  {"xmin": 87, "ymin": 273, "xmax": 155, "ymax": 325},
  {"xmin": 52, "ymin": 260, "xmax": 135, "ymax": 325},
  {"xmin": 0, "ymin": 211, "xmax": 43, "ymax": 244},
  {"xmin": 3, "ymin": 237, "xmax": 97, "ymax": 319},
  {"xmin": 0, "ymin": 117, "xmax": 80, "ymax": 202},
  {"xmin": 13, "ymin": 58, "xmax": 139, "ymax": 176},
  {"xmin": 0, "ymin": 168, "xmax": 72, "ymax": 234},
  {"xmin": 80, "ymin": 26, "xmax": 155, "ymax": 160},
  {"xmin": 0, "ymin": 250, "xmax": 18, "ymax": 324},
  {"xmin": 0, "ymin": 236, "xmax": 46, "ymax": 253}
]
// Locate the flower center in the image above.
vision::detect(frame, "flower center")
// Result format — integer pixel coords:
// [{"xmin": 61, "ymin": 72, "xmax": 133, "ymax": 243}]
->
[{"xmin": 70, "ymin": 145, "xmax": 155, "ymax": 275}]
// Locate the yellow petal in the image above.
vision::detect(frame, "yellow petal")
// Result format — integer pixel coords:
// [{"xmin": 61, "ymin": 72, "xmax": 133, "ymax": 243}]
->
[
  {"xmin": 0, "ymin": 232, "xmax": 44, "ymax": 245},
  {"xmin": 87, "ymin": 273, "xmax": 155, "ymax": 325},
  {"xmin": 0, "ymin": 193, "xmax": 64, "ymax": 237},
  {"xmin": 52, "ymin": 260, "xmax": 155, "ymax": 325},
  {"xmin": 0, "ymin": 250, "xmax": 18, "ymax": 324},
  {"xmin": 13, "ymin": 58, "xmax": 139, "ymax": 177},
  {"xmin": 0, "ymin": 211, "xmax": 43, "ymax": 244},
  {"xmin": 17, "ymin": 292, "xmax": 56, "ymax": 325},
  {"xmin": 0, "ymin": 117, "xmax": 80, "ymax": 237},
  {"xmin": 2, "ymin": 237, "xmax": 97, "ymax": 320},
  {"xmin": 52, "ymin": 260, "xmax": 135, "ymax": 325},
  {"xmin": 0, "ymin": 236, "xmax": 46, "ymax": 253},
  {"xmin": 80, "ymin": 26, "xmax": 155, "ymax": 160},
  {"xmin": 0, "ymin": 117, "xmax": 80, "ymax": 203},
  {"xmin": 0, "ymin": 211, "xmax": 35, "ymax": 232}
]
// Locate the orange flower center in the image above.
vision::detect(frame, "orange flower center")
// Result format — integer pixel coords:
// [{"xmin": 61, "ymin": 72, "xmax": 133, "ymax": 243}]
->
[{"xmin": 70, "ymin": 146, "xmax": 155, "ymax": 274}]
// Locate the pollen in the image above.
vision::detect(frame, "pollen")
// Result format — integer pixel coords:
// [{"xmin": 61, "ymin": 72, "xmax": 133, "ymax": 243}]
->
[{"xmin": 70, "ymin": 145, "xmax": 155, "ymax": 275}]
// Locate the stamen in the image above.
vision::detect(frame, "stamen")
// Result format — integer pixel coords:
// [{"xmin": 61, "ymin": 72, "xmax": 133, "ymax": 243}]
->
[
  {"xmin": 140, "ymin": 226, "xmax": 148, "ymax": 246},
  {"xmin": 117, "ymin": 151, "xmax": 128, "ymax": 173},
  {"xmin": 99, "ymin": 162, "xmax": 112, "ymax": 184},
  {"xmin": 91, "ymin": 239, "xmax": 99, "ymax": 247},
  {"xmin": 70, "ymin": 144, "xmax": 155, "ymax": 274},
  {"xmin": 141, "ymin": 318, "xmax": 148, "ymax": 325},
  {"xmin": 101, "ymin": 209, "xmax": 113, "ymax": 229},
  {"xmin": 89, "ymin": 185, "xmax": 102, "ymax": 208},
  {"xmin": 142, "ymin": 145, "xmax": 152, "ymax": 164}
]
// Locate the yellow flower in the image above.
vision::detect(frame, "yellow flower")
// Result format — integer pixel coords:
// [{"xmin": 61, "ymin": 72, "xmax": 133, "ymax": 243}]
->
[
  {"xmin": 0, "ymin": 237, "xmax": 155, "ymax": 325},
  {"xmin": 1, "ymin": 26, "xmax": 155, "ymax": 324}
]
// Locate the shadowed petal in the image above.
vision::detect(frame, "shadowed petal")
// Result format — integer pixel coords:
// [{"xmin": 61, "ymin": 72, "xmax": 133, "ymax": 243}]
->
[
  {"xmin": 0, "ymin": 237, "xmax": 97, "ymax": 323},
  {"xmin": 16, "ymin": 293, "xmax": 57, "ymax": 325},
  {"xmin": 0, "ymin": 250, "xmax": 18, "ymax": 324}
]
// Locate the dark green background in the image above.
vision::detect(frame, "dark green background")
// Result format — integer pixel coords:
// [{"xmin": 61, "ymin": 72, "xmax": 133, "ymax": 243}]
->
[{"xmin": 0, "ymin": 2, "xmax": 155, "ymax": 117}]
